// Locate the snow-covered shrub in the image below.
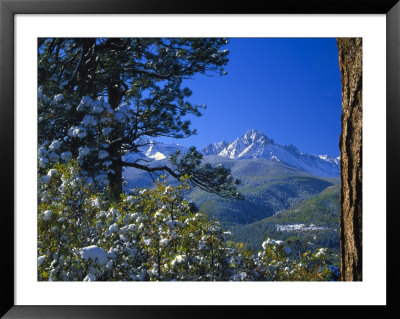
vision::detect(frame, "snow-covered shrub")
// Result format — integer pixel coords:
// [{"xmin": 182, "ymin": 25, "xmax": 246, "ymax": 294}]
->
[
  {"xmin": 38, "ymin": 164, "xmax": 232, "ymax": 281},
  {"xmin": 38, "ymin": 161, "xmax": 335, "ymax": 281},
  {"xmin": 254, "ymin": 238, "xmax": 333, "ymax": 281}
]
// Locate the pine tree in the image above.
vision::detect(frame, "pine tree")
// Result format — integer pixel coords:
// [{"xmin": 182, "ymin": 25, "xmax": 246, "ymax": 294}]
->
[{"xmin": 38, "ymin": 38, "xmax": 240, "ymax": 199}]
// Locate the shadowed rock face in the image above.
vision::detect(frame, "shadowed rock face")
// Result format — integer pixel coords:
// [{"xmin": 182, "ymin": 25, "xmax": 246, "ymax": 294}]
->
[{"xmin": 337, "ymin": 38, "xmax": 362, "ymax": 281}]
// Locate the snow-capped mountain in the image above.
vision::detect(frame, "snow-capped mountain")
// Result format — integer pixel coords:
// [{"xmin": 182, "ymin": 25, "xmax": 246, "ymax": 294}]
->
[
  {"xmin": 202, "ymin": 140, "xmax": 229, "ymax": 156},
  {"xmin": 123, "ymin": 139, "xmax": 188, "ymax": 163},
  {"xmin": 201, "ymin": 129, "xmax": 340, "ymax": 177},
  {"xmin": 142, "ymin": 139, "xmax": 187, "ymax": 160},
  {"xmin": 123, "ymin": 129, "xmax": 340, "ymax": 178}
]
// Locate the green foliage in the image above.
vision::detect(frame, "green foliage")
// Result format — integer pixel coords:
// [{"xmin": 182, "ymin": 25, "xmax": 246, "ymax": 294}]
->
[
  {"xmin": 38, "ymin": 38, "xmax": 240, "ymax": 198},
  {"xmin": 38, "ymin": 162, "xmax": 232, "ymax": 281},
  {"xmin": 188, "ymin": 160, "xmax": 335, "ymax": 228},
  {"xmin": 268, "ymin": 184, "xmax": 340, "ymax": 226},
  {"xmin": 230, "ymin": 185, "xmax": 340, "ymax": 255},
  {"xmin": 256, "ymin": 242, "xmax": 333, "ymax": 281},
  {"xmin": 38, "ymin": 162, "xmax": 337, "ymax": 281},
  {"xmin": 169, "ymin": 148, "xmax": 242, "ymax": 199}
]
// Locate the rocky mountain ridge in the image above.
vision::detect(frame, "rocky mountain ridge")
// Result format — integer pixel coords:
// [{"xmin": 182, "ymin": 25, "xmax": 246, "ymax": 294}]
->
[
  {"xmin": 201, "ymin": 129, "xmax": 339, "ymax": 177},
  {"xmin": 124, "ymin": 129, "xmax": 340, "ymax": 178}
]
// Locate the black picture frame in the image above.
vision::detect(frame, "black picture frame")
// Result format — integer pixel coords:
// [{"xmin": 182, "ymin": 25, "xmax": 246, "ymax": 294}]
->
[{"xmin": 1, "ymin": 0, "xmax": 398, "ymax": 318}]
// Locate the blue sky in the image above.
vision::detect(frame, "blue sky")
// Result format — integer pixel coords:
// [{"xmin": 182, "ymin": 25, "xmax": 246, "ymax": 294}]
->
[{"xmin": 158, "ymin": 38, "xmax": 342, "ymax": 157}]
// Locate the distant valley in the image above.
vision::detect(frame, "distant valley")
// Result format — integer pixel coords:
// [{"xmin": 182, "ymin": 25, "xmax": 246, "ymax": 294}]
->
[
  {"xmin": 231, "ymin": 184, "xmax": 340, "ymax": 253},
  {"xmin": 122, "ymin": 129, "xmax": 341, "ymax": 256}
]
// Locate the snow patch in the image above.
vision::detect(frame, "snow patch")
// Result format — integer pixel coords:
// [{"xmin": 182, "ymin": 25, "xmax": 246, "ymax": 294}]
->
[
  {"xmin": 54, "ymin": 94, "xmax": 63, "ymax": 102},
  {"xmin": 98, "ymin": 150, "xmax": 109, "ymax": 159},
  {"xmin": 38, "ymin": 255, "xmax": 46, "ymax": 266},
  {"xmin": 79, "ymin": 146, "xmax": 90, "ymax": 157},
  {"xmin": 60, "ymin": 151, "xmax": 72, "ymax": 162},
  {"xmin": 276, "ymin": 224, "xmax": 329, "ymax": 232},
  {"xmin": 42, "ymin": 210, "xmax": 52, "ymax": 221},
  {"xmin": 83, "ymin": 273, "xmax": 96, "ymax": 281},
  {"xmin": 49, "ymin": 140, "xmax": 61, "ymax": 151},
  {"xmin": 79, "ymin": 245, "xmax": 108, "ymax": 265}
]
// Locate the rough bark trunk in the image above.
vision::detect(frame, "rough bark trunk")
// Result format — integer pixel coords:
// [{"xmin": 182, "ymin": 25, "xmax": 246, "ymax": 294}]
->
[
  {"xmin": 337, "ymin": 38, "xmax": 363, "ymax": 281},
  {"xmin": 107, "ymin": 83, "xmax": 124, "ymax": 199}
]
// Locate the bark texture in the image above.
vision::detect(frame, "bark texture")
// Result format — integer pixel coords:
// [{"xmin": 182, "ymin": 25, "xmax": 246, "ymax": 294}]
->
[
  {"xmin": 337, "ymin": 38, "xmax": 363, "ymax": 281},
  {"xmin": 107, "ymin": 82, "xmax": 124, "ymax": 199}
]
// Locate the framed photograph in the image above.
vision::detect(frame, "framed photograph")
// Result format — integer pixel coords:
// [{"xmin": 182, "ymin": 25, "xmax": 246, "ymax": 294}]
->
[{"xmin": 1, "ymin": 0, "xmax": 398, "ymax": 317}]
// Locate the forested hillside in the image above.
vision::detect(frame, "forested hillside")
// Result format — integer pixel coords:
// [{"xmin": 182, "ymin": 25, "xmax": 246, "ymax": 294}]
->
[
  {"xmin": 231, "ymin": 185, "xmax": 341, "ymax": 263},
  {"xmin": 125, "ymin": 155, "xmax": 339, "ymax": 227}
]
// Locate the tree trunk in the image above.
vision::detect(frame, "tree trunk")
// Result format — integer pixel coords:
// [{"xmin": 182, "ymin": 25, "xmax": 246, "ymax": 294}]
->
[
  {"xmin": 107, "ymin": 83, "xmax": 124, "ymax": 199},
  {"xmin": 337, "ymin": 38, "xmax": 363, "ymax": 281},
  {"xmin": 108, "ymin": 141, "xmax": 123, "ymax": 199}
]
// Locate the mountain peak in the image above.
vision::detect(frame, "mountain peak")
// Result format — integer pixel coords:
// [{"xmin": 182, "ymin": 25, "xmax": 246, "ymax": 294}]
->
[
  {"xmin": 242, "ymin": 129, "xmax": 274, "ymax": 145},
  {"xmin": 200, "ymin": 129, "xmax": 340, "ymax": 177},
  {"xmin": 244, "ymin": 128, "xmax": 263, "ymax": 136},
  {"xmin": 126, "ymin": 129, "xmax": 340, "ymax": 178}
]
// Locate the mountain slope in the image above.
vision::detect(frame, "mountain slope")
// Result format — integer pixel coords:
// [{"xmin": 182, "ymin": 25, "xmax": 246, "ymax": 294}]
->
[
  {"xmin": 186, "ymin": 156, "xmax": 338, "ymax": 228},
  {"xmin": 231, "ymin": 184, "xmax": 341, "ymax": 251},
  {"xmin": 123, "ymin": 154, "xmax": 338, "ymax": 227},
  {"xmin": 202, "ymin": 129, "xmax": 340, "ymax": 178}
]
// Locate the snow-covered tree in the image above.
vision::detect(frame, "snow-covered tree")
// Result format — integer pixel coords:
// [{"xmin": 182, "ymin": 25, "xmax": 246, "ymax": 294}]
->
[
  {"xmin": 38, "ymin": 38, "xmax": 240, "ymax": 198},
  {"xmin": 38, "ymin": 162, "xmax": 239, "ymax": 281},
  {"xmin": 38, "ymin": 161, "xmax": 336, "ymax": 281}
]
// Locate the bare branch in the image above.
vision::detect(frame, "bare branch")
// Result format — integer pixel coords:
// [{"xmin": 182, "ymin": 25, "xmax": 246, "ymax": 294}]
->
[{"xmin": 121, "ymin": 161, "xmax": 180, "ymax": 179}]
